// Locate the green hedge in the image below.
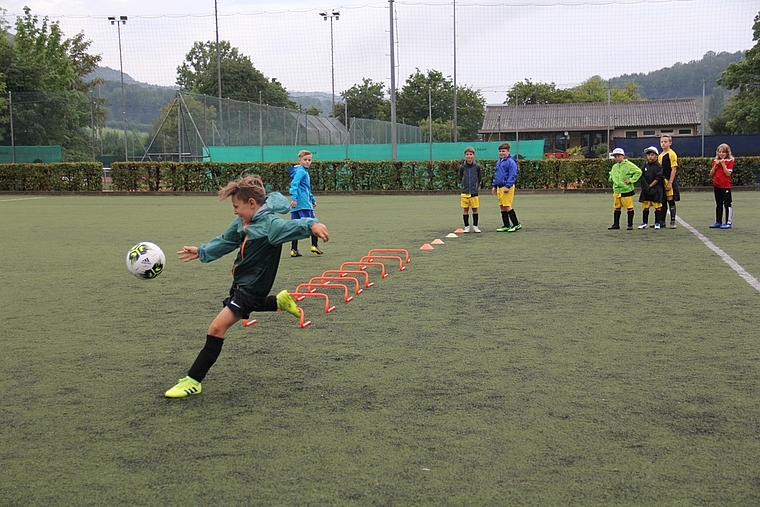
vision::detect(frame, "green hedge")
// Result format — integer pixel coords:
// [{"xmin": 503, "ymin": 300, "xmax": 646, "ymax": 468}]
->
[
  {"xmin": 2, "ymin": 158, "xmax": 757, "ymax": 193},
  {"xmin": 0, "ymin": 162, "xmax": 102, "ymax": 191},
  {"xmin": 111, "ymin": 158, "xmax": 758, "ymax": 193}
]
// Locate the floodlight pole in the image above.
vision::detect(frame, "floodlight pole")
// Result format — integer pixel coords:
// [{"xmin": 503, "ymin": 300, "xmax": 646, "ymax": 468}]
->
[
  {"xmin": 453, "ymin": 0, "xmax": 457, "ymax": 143},
  {"xmin": 389, "ymin": 0, "xmax": 397, "ymax": 160},
  {"xmin": 215, "ymin": 0, "xmax": 223, "ymax": 144},
  {"xmin": 318, "ymin": 10, "xmax": 340, "ymax": 118},
  {"xmin": 109, "ymin": 15, "xmax": 128, "ymax": 161}
]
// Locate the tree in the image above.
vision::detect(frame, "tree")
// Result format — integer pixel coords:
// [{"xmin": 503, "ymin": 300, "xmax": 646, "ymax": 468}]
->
[
  {"xmin": 504, "ymin": 77, "xmax": 642, "ymax": 107},
  {"xmin": 419, "ymin": 118, "xmax": 456, "ymax": 142},
  {"xmin": 176, "ymin": 41, "xmax": 295, "ymax": 108},
  {"xmin": 334, "ymin": 78, "xmax": 389, "ymax": 124},
  {"xmin": 396, "ymin": 69, "xmax": 485, "ymax": 141},
  {"xmin": 504, "ymin": 79, "xmax": 573, "ymax": 105},
  {"xmin": 713, "ymin": 11, "xmax": 760, "ymax": 134},
  {"xmin": 570, "ymin": 76, "xmax": 643, "ymax": 103},
  {"xmin": 0, "ymin": 7, "xmax": 103, "ymax": 160},
  {"xmin": 0, "ymin": 11, "xmax": 10, "ymax": 140}
]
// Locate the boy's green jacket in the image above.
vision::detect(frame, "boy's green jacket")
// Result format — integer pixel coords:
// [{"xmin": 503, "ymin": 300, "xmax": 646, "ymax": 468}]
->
[
  {"xmin": 608, "ymin": 159, "xmax": 643, "ymax": 194},
  {"xmin": 197, "ymin": 192, "xmax": 317, "ymax": 298}
]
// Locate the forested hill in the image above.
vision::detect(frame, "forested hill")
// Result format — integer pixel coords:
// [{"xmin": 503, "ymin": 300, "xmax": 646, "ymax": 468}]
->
[{"xmin": 608, "ymin": 51, "xmax": 744, "ymax": 99}]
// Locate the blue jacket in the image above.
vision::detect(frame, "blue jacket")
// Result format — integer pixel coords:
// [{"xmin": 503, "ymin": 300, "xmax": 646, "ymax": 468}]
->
[
  {"xmin": 288, "ymin": 164, "xmax": 316, "ymax": 212},
  {"xmin": 459, "ymin": 161, "xmax": 482, "ymax": 195},
  {"xmin": 492, "ymin": 155, "xmax": 518, "ymax": 189},
  {"xmin": 197, "ymin": 192, "xmax": 317, "ymax": 298}
]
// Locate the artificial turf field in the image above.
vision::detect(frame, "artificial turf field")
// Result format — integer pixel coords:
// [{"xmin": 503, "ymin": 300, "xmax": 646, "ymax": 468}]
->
[{"xmin": 1, "ymin": 191, "xmax": 759, "ymax": 506}]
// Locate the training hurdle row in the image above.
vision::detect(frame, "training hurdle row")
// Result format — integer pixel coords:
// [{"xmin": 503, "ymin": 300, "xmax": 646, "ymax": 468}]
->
[{"xmin": 243, "ymin": 248, "xmax": 410, "ymax": 328}]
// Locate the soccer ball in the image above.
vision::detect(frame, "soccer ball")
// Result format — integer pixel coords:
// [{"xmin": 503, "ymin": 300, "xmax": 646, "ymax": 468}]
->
[{"xmin": 126, "ymin": 242, "xmax": 166, "ymax": 279}]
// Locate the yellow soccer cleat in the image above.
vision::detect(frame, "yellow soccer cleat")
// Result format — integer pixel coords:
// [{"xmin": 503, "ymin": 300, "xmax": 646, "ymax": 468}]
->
[
  {"xmin": 276, "ymin": 289, "xmax": 301, "ymax": 317},
  {"xmin": 165, "ymin": 376, "xmax": 202, "ymax": 398}
]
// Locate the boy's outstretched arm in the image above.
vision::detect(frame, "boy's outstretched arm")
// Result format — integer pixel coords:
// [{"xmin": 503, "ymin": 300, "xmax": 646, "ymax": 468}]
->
[
  {"xmin": 310, "ymin": 223, "xmax": 329, "ymax": 243},
  {"xmin": 177, "ymin": 246, "xmax": 199, "ymax": 262}
]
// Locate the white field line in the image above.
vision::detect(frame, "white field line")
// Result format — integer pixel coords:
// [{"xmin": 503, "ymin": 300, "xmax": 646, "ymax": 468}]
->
[
  {"xmin": 677, "ymin": 216, "xmax": 760, "ymax": 294},
  {"xmin": 0, "ymin": 197, "xmax": 46, "ymax": 202}
]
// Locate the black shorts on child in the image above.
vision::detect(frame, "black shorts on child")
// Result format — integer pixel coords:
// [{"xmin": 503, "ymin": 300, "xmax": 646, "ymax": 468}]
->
[{"xmin": 223, "ymin": 287, "xmax": 277, "ymax": 318}]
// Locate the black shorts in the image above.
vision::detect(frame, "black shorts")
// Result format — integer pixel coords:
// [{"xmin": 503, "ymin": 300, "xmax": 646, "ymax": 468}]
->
[{"xmin": 223, "ymin": 287, "xmax": 277, "ymax": 319}]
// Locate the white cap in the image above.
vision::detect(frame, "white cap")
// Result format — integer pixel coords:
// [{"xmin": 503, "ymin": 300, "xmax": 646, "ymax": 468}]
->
[
  {"xmin": 611, "ymin": 148, "xmax": 625, "ymax": 156},
  {"xmin": 644, "ymin": 146, "xmax": 659, "ymax": 155}
]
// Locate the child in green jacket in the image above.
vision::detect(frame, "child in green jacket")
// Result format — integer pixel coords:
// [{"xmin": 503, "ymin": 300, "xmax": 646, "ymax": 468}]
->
[{"xmin": 608, "ymin": 148, "xmax": 642, "ymax": 230}]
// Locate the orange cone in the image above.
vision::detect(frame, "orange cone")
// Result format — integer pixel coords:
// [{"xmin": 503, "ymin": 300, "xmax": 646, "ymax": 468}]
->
[
  {"xmin": 454, "ymin": 228, "xmax": 464, "ymax": 233},
  {"xmin": 420, "ymin": 243, "xmax": 434, "ymax": 250},
  {"xmin": 431, "ymin": 239, "xmax": 444, "ymax": 245}
]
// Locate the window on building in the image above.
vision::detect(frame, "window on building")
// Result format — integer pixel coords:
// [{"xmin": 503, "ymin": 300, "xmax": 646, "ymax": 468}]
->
[
  {"xmin": 625, "ymin": 131, "xmax": 638, "ymax": 138},
  {"xmin": 661, "ymin": 129, "xmax": 673, "ymax": 134},
  {"xmin": 643, "ymin": 130, "xmax": 656, "ymax": 136},
  {"xmin": 678, "ymin": 129, "xmax": 692, "ymax": 135}
]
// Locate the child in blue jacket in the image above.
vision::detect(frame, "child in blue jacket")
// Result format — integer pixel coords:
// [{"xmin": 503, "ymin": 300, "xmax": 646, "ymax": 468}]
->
[
  {"xmin": 491, "ymin": 142, "xmax": 522, "ymax": 232},
  {"xmin": 288, "ymin": 150, "xmax": 322, "ymax": 256}
]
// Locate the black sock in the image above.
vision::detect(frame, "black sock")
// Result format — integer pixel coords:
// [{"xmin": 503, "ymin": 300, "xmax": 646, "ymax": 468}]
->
[
  {"xmin": 668, "ymin": 201, "xmax": 676, "ymax": 220},
  {"xmin": 627, "ymin": 209, "xmax": 634, "ymax": 227},
  {"xmin": 655, "ymin": 208, "xmax": 664, "ymax": 224},
  {"xmin": 473, "ymin": 214, "xmax": 479, "ymax": 226},
  {"xmin": 501, "ymin": 211, "xmax": 510, "ymax": 227},
  {"xmin": 613, "ymin": 210, "xmax": 621, "ymax": 226},
  {"xmin": 311, "ymin": 235, "xmax": 318, "ymax": 247},
  {"xmin": 187, "ymin": 335, "xmax": 225, "ymax": 383},
  {"xmin": 642, "ymin": 209, "xmax": 649, "ymax": 224},
  {"xmin": 291, "ymin": 240, "xmax": 298, "ymax": 251},
  {"xmin": 508, "ymin": 209, "xmax": 519, "ymax": 226},
  {"xmin": 463, "ymin": 214, "xmax": 470, "ymax": 227}
]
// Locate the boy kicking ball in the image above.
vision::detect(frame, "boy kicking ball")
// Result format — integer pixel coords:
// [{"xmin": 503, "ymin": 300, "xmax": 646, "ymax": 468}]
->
[{"xmin": 165, "ymin": 174, "xmax": 329, "ymax": 398}]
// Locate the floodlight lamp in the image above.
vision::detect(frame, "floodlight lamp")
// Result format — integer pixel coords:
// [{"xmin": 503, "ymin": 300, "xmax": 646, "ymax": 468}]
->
[
  {"xmin": 108, "ymin": 16, "xmax": 116, "ymax": 24},
  {"xmin": 120, "ymin": 15, "xmax": 128, "ymax": 23}
]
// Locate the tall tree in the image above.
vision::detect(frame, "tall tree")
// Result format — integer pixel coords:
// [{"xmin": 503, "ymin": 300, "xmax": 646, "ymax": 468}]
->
[
  {"xmin": 0, "ymin": 7, "xmax": 103, "ymax": 160},
  {"xmin": 712, "ymin": 11, "xmax": 760, "ymax": 134},
  {"xmin": 176, "ymin": 41, "xmax": 295, "ymax": 108},
  {"xmin": 570, "ymin": 76, "xmax": 643, "ymax": 103},
  {"xmin": 504, "ymin": 79, "xmax": 573, "ymax": 105},
  {"xmin": 334, "ymin": 78, "xmax": 388, "ymax": 124},
  {"xmin": 0, "ymin": 12, "xmax": 9, "ymax": 141},
  {"xmin": 396, "ymin": 69, "xmax": 485, "ymax": 141}
]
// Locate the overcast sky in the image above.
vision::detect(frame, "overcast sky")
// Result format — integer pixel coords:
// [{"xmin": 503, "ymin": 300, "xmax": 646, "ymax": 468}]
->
[{"xmin": 2, "ymin": 0, "xmax": 757, "ymax": 104}]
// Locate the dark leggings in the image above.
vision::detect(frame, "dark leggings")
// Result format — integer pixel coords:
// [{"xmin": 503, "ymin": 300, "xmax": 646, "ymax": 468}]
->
[{"xmin": 713, "ymin": 186, "xmax": 732, "ymax": 223}]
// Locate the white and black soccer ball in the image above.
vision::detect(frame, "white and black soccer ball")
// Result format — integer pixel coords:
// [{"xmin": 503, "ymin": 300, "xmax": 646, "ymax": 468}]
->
[{"xmin": 126, "ymin": 241, "xmax": 166, "ymax": 279}]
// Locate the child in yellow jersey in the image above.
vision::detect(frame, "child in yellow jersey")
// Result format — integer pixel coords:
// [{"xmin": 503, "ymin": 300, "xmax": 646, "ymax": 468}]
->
[{"xmin": 658, "ymin": 134, "xmax": 679, "ymax": 228}]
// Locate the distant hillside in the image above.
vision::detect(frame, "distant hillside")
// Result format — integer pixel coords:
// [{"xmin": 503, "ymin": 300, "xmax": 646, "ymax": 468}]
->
[
  {"xmin": 86, "ymin": 67, "xmax": 176, "ymax": 90},
  {"xmin": 609, "ymin": 51, "xmax": 743, "ymax": 99},
  {"xmin": 289, "ymin": 91, "xmax": 340, "ymax": 117}
]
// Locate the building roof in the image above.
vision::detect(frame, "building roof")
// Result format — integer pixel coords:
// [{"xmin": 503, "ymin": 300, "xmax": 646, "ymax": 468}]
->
[{"xmin": 480, "ymin": 99, "xmax": 700, "ymax": 133}]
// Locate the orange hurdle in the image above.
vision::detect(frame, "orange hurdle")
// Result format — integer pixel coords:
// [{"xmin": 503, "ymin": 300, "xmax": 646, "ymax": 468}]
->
[
  {"xmin": 291, "ymin": 292, "xmax": 336, "ymax": 313},
  {"xmin": 340, "ymin": 261, "xmax": 388, "ymax": 279},
  {"xmin": 361, "ymin": 255, "xmax": 405, "ymax": 271},
  {"xmin": 308, "ymin": 276, "xmax": 363, "ymax": 295},
  {"xmin": 294, "ymin": 282, "xmax": 353, "ymax": 303},
  {"xmin": 321, "ymin": 269, "xmax": 375, "ymax": 288},
  {"xmin": 367, "ymin": 248, "xmax": 410, "ymax": 264}
]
